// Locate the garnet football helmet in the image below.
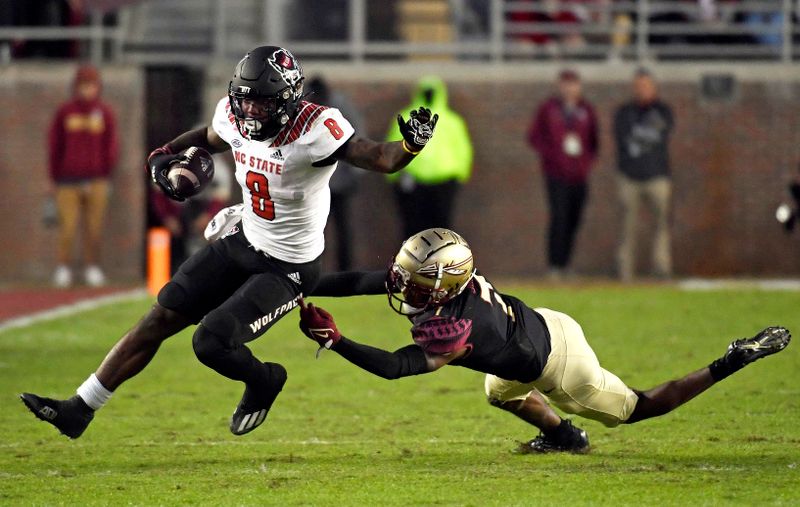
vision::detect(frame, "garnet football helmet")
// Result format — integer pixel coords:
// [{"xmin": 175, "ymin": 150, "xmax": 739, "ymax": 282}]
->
[
  {"xmin": 387, "ymin": 229, "xmax": 475, "ymax": 315},
  {"xmin": 228, "ymin": 46, "xmax": 304, "ymax": 141}
]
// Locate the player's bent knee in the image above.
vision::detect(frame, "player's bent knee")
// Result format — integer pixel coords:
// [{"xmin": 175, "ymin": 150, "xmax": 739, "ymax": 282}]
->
[
  {"xmin": 157, "ymin": 281, "xmax": 187, "ymax": 312},
  {"xmin": 192, "ymin": 312, "xmax": 241, "ymax": 363},
  {"xmin": 192, "ymin": 325, "xmax": 224, "ymax": 364}
]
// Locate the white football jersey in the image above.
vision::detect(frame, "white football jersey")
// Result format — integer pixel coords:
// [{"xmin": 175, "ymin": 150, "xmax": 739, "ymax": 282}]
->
[{"xmin": 212, "ymin": 98, "xmax": 355, "ymax": 263}]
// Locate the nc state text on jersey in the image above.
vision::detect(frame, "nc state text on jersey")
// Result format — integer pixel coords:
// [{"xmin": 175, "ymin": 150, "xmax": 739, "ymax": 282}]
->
[{"xmin": 234, "ymin": 150, "xmax": 283, "ymax": 174}]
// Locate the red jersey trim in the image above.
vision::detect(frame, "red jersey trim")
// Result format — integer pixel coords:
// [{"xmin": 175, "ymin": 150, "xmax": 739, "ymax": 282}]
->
[{"xmin": 271, "ymin": 101, "xmax": 328, "ymax": 147}]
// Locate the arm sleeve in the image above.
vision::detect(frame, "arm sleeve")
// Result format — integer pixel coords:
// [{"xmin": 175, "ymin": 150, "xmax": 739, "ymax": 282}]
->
[
  {"xmin": 310, "ymin": 271, "xmax": 386, "ymax": 297},
  {"xmin": 332, "ymin": 337, "xmax": 429, "ymax": 380}
]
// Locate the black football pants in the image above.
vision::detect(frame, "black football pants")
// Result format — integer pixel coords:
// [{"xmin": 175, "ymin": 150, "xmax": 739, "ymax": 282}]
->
[{"xmin": 157, "ymin": 226, "xmax": 320, "ymax": 388}]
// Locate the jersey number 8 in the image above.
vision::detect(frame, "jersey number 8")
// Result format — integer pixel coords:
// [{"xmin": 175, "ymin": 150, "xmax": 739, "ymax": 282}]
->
[{"xmin": 246, "ymin": 171, "xmax": 275, "ymax": 220}]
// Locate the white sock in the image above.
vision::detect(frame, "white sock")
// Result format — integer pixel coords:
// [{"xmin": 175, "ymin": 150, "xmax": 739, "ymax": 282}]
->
[{"xmin": 76, "ymin": 374, "xmax": 113, "ymax": 411}]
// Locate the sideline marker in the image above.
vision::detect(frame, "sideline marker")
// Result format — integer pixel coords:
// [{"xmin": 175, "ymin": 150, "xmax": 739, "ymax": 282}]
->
[{"xmin": 147, "ymin": 227, "xmax": 171, "ymax": 296}]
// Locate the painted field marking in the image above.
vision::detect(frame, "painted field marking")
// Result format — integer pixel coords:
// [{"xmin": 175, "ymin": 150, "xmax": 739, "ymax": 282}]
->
[{"xmin": 0, "ymin": 289, "xmax": 149, "ymax": 334}]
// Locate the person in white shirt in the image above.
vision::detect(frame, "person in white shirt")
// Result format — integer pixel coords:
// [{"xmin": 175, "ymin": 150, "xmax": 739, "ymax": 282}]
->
[{"xmin": 22, "ymin": 46, "xmax": 439, "ymax": 439}]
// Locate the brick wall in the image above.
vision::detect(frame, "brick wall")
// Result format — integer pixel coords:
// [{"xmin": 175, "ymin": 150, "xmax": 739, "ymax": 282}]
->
[
  {"xmin": 325, "ymin": 78, "xmax": 800, "ymax": 277},
  {"xmin": 2, "ymin": 65, "xmax": 796, "ymax": 284},
  {"xmin": 0, "ymin": 65, "xmax": 145, "ymax": 284}
]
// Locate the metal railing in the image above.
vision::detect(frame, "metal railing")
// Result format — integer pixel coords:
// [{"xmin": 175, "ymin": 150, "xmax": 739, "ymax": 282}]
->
[{"xmin": 0, "ymin": 0, "xmax": 798, "ymax": 65}]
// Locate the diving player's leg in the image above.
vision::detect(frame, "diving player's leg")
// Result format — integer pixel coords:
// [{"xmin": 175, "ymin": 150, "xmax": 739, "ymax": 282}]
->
[
  {"xmin": 532, "ymin": 308, "xmax": 639, "ymax": 428},
  {"xmin": 485, "ymin": 376, "xmax": 558, "ymax": 429},
  {"xmin": 625, "ymin": 326, "xmax": 791, "ymax": 424},
  {"xmin": 192, "ymin": 257, "xmax": 320, "ymax": 435},
  {"xmin": 20, "ymin": 239, "xmax": 249, "ymax": 439},
  {"xmin": 533, "ymin": 308, "xmax": 791, "ymax": 427},
  {"xmin": 484, "ymin": 376, "xmax": 589, "ymax": 454}
]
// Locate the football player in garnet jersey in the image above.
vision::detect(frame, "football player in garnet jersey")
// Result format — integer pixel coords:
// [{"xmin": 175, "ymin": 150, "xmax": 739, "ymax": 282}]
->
[
  {"xmin": 298, "ymin": 229, "xmax": 791, "ymax": 453},
  {"xmin": 21, "ymin": 46, "xmax": 438, "ymax": 439}
]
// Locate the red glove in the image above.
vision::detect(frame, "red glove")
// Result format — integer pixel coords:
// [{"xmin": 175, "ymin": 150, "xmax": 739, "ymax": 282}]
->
[{"xmin": 298, "ymin": 298, "xmax": 341, "ymax": 350}]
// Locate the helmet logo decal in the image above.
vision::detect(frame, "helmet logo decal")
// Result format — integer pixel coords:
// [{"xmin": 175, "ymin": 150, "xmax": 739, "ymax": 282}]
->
[
  {"xmin": 268, "ymin": 48, "xmax": 302, "ymax": 89},
  {"xmin": 416, "ymin": 257, "xmax": 473, "ymax": 278}
]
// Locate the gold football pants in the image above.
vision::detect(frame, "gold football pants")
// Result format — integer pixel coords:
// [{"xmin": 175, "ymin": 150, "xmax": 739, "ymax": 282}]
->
[{"xmin": 485, "ymin": 308, "xmax": 638, "ymax": 427}]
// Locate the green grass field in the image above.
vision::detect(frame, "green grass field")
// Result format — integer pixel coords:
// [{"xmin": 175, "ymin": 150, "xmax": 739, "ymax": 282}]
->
[{"xmin": 1, "ymin": 285, "xmax": 799, "ymax": 506}]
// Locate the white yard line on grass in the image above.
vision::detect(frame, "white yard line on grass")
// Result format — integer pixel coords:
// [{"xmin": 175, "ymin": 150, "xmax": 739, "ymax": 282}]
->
[
  {"xmin": 678, "ymin": 279, "xmax": 800, "ymax": 291},
  {"xmin": 0, "ymin": 288, "xmax": 149, "ymax": 334}
]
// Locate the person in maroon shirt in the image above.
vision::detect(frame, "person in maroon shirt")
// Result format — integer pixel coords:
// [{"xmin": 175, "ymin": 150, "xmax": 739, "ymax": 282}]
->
[
  {"xmin": 527, "ymin": 69, "xmax": 598, "ymax": 279},
  {"xmin": 48, "ymin": 65, "xmax": 119, "ymax": 287}
]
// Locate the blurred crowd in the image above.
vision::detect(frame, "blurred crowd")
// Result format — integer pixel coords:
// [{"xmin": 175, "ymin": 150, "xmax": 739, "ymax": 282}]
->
[
  {"xmin": 3, "ymin": 1, "xmax": 799, "ymax": 62},
  {"xmin": 504, "ymin": 0, "xmax": 800, "ymax": 51}
]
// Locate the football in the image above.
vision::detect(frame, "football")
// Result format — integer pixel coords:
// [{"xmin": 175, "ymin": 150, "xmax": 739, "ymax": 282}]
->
[{"xmin": 167, "ymin": 146, "xmax": 215, "ymax": 198}]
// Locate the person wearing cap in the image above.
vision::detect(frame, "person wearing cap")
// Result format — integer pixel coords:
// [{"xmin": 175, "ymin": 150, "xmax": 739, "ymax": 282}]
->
[
  {"xmin": 48, "ymin": 64, "xmax": 119, "ymax": 287},
  {"xmin": 527, "ymin": 69, "xmax": 599, "ymax": 280},
  {"xmin": 613, "ymin": 69, "xmax": 674, "ymax": 281}
]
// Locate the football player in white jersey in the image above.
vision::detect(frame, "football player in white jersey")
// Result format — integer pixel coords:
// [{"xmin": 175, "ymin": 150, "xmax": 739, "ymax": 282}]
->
[{"xmin": 21, "ymin": 46, "xmax": 439, "ymax": 439}]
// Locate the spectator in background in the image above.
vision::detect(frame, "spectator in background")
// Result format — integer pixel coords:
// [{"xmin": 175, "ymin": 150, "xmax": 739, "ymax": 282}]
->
[
  {"xmin": 528, "ymin": 69, "xmax": 598, "ymax": 280},
  {"xmin": 387, "ymin": 76, "xmax": 473, "ymax": 239},
  {"xmin": 48, "ymin": 64, "xmax": 118, "ymax": 287},
  {"xmin": 613, "ymin": 69, "xmax": 674, "ymax": 281},
  {"xmin": 306, "ymin": 76, "xmax": 365, "ymax": 270}
]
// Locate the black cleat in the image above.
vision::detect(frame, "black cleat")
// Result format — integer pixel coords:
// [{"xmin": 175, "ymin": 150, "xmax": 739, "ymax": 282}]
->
[
  {"xmin": 230, "ymin": 362, "xmax": 287, "ymax": 436},
  {"xmin": 517, "ymin": 419, "xmax": 590, "ymax": 454},
  {"xmin": 725, "ymin": 326, "xmax": 791, "ymax": 368},
  {"xmin": 20, "ymin": 393, "xmax": 94, "ymax": 439}
]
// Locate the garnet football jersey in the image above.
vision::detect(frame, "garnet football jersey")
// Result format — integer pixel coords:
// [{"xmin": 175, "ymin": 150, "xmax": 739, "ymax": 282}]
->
[
  {"xmin": 212, "ymin": 98, "xmax": 355, "ymax": 263},
  {"xmin": 410, "ymin": 273, "xmax": 552, "ymax": 382}
]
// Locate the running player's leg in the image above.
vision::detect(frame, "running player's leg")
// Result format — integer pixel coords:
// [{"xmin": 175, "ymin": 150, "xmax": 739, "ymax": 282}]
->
[
  {"xmin": 192, "ymin": 257, "xmax": 320, "ymax": 435},
  {"xmin": 21, "ymin": 237, "xmax": 251, "ymax": 438}
]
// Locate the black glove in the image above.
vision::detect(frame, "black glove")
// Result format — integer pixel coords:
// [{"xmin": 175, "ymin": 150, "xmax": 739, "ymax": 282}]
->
[
  {"xmin": 397, "ymin": 107, "xmax": 439, "ymax": 154},
  {"xmin": 148, "ymin": 146, "xmax": 184, "ymax": 202}
]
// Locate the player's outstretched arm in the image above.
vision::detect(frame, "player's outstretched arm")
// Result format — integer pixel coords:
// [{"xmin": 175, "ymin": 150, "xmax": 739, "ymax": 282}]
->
[
  {"xmin": 311, "ymin": 271, "xmax": 388, "ymax": 297},
  {"xmin": 336, "ymin": 107, "xmax": 438, "ymax": 174},
  {"xmin": 298, "ymin": 299, "xmax": 463, "ymax": 379}
]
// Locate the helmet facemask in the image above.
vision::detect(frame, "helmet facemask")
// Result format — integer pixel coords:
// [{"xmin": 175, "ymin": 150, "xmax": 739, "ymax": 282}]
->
[
  {"xmin": 227, "ymin": 46, "xmax": 305, "ymax": 141},
  {"xmin": 228, "ymin": 82, "xmax": 302, "ymax": 141},
  {"xmin": 385, "ymin": 229, "xmax": 475, "ymax": 316}
]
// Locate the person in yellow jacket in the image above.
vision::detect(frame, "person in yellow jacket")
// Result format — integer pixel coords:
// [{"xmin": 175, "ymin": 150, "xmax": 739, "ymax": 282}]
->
[{"xmin": 387, "ymin": 76, "xmax": 473, "ymax": 238}]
